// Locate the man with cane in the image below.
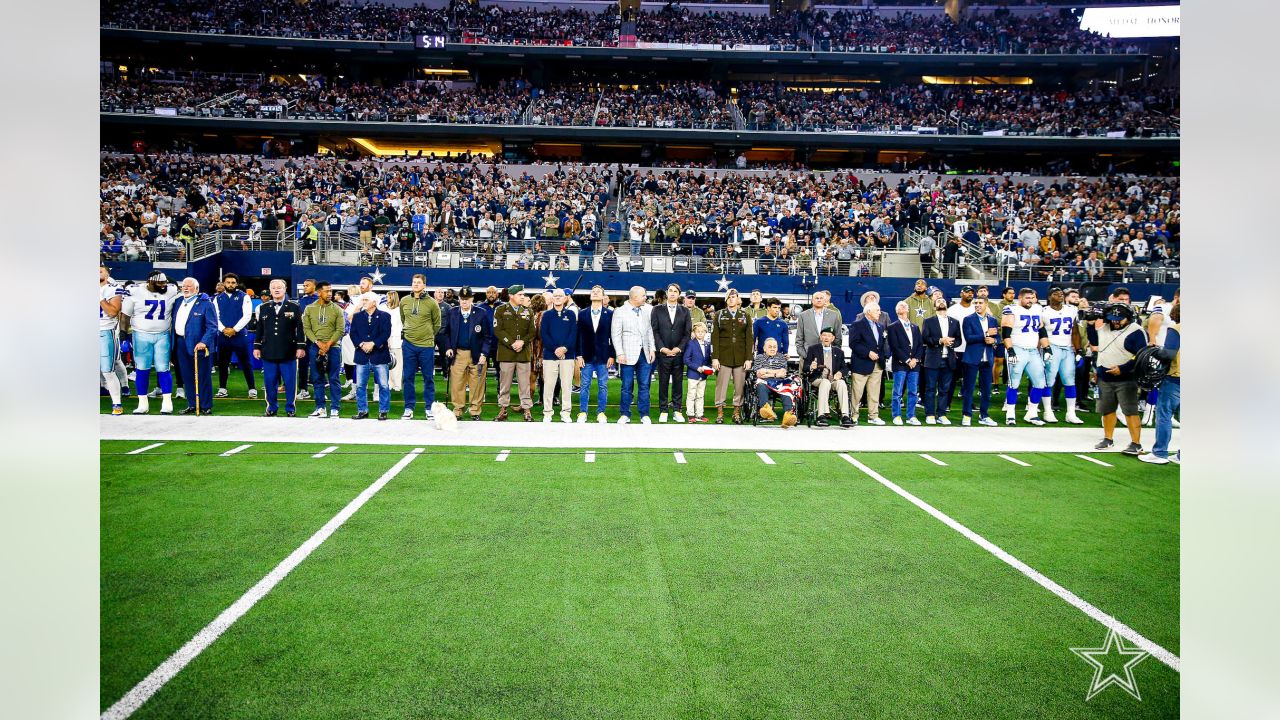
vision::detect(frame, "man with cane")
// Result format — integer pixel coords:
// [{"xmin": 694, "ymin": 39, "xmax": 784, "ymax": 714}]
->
[
  {"xmin": 252, "ymin": 278, "xmax": 307, "ymax": 417},
  {"xmin": 173, "ymin": 277, "xmax": 218, "ymax": 415}
]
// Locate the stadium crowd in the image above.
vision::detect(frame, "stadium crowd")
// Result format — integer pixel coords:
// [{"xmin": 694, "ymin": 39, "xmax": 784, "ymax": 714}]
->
[
  {"xmin": 737, "ymin": 83, "xmax": 1180, "ymax": 135},
  {"xmin": 101, "ymin": 70, "xmax": 1178, "ymax": 136},
  {"xmin": 99, "ymin": 154, "xmax": 1180, "ymax": 280},
  {"xmin": 99, "ymin": 268, "xmax": 1183, "ymax": 464},
  {"xmin": 102, "ymin": 0, "xmax": 1131, "ymax": 54}
]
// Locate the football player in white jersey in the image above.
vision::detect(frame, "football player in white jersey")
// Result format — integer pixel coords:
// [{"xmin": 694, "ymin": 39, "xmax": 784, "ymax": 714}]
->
[
  {"xmin": 1001, "ymin": 287, "xmax": 1050, "ymax": 425},
  {"xmin": 122, "ymin": 270, "xmax": 180, "ymax": 414},
  {"xmin": 98, "ymin": 265, "xmax": 126, "ymax": 414},
  {"xmin": 1143, "ymin": 288, "xmax": 1179, "ymax": 426},
  {"xmin": 1040, "ymin": 287, "xmax": 1084, "ymax": 424}
]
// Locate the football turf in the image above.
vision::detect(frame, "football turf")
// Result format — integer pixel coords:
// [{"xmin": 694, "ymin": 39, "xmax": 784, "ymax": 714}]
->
[
  {"xmin": 102, "ymin": 441, "xmax": 1178, "ymax": 718},
  {"xmin": 102, "ymin": 367, "xmax": 1107, "ymax": 427}
]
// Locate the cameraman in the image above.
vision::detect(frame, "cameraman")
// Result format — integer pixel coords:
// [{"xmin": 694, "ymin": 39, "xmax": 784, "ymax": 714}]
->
[
  {"xmin": 1087, "ymin": 302, "xmax": 1147, "ymax": 456},
  {"xmin": 1139, "ymin": 296, "xmax": 1181, "ymax": 465}
]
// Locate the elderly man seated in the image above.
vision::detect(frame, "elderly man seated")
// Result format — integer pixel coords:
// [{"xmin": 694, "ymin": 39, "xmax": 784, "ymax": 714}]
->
[{"xmin": 752, "ymin": 337, "xmax": 800, "ymax": 428}]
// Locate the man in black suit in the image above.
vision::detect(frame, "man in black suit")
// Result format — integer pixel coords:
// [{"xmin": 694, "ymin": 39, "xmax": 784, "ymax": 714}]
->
[
  {"xmin": 805, "ymin": 328, "xmax": 853, "ymax": 427},
  {"xmin": 252, "ymin": 278, "xmax": 307, "ymax": 417},
  {"xmin": 921, "ymin": 296, "xmax": 962, "ymax": 425},
  {"xmin": 651, "ymin": 282, "xmax": 693, "ymax": 423},
  {"xmin": 849, "ymin": 302, "xmax": 888, "ymax": 425},
  {"xmin": 887, "ymin": 301, "xmax": 926, "ymax": 425}
]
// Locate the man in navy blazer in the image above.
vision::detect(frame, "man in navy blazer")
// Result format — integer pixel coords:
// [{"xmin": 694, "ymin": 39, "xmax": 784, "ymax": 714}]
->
[
  {"xmin": 575, "ymin": 285, "xmax": 615, "ymax": 423},
  {"xmin": 921, "ymin": 296, "xmax": 962, "ymax": 425},
  {"xmin": 172, "ymin": 277, "xmax": 219, "ymax": 415},
  {"xmin": 960, "ymin": 297, "xmax": 999, "ymax": 426},
  {"xmin": 349, "ymin": 294, "xmax": 393, "ymax": 419},
  {"xmin": 441, "ymin": 287, "xmax": 492, "ymax": 420},
  {"xmin": 849, "ymin": 302, "xmax": 888, "ymax": 425},
  {"xmin": 887, "ymin": 301, "xmax": 925, "ymax": 425}
]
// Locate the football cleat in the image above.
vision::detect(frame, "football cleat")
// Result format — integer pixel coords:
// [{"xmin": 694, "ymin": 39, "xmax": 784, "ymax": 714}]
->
[
  {"xmin": 111, "ymin": 405, "xmax": 124, "ymax": 415},
  {"xmin": 1042, "ymin": 409, "xmax": 1058, "ymax": 423},
  {"xmin": 1064, "ymin": 413, "xmax": 1084, "ymax": 425}
]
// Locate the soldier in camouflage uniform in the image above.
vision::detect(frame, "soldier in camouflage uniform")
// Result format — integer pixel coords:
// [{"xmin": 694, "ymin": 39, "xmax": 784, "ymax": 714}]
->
[{"xmin": 493, "ymin": 284, "xmax": 537, "ymax": 421}]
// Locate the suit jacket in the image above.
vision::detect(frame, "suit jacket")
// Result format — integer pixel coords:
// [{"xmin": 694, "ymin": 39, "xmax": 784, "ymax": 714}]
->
[
  {"xmin": 651, "ymin": 303, "xmax": 692, "ymax": 354},
  {"xmin": 576, "ymin": 306, "xmax": 615, "ymax": 364},
  {"xmin": 349, "ymin": 308, "xmax": 392, "ymax": 365},
  {"xmin": 441, "ymin": 304, "xmax": 492, "ymax": 359},
  {"xmin": 610, "ymin": 303, "xmax": 655, "ymax": 365},
  {"xmin": 804, "ymin": 343, "xmax": 848, "ymax": 384},
  {"xmin": 251, "ymin": 299, "xmax": 306, "ymax": 362},
  {"xmin": 962, "ymin": 313, "xmax": 997, "ymax": 365},
  {"xmin": 849, "ymin": 317, "xmax": 887, "ymax": 375},
  {"xmin": 922, "ymin": 314, "xmax": 962, "ymax": 370},
  {"xmin": 794, "ymin": 306, "xmax": 844, "ymax": 354},
  {"xmin": 887, "ymin": 320, "xmax": 925, "ymax": 373},
  {"xmin": 683, "ymin": 338, "xmax": 713, "ymax": 380},
  {"xmin": 172, "ymin": 293, "xmax": 219, "ymax": 356}
]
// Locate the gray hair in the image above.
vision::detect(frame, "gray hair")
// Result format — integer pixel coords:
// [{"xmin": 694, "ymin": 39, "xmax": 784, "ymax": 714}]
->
[
  {"xmin": 864, "ymin": 302, "xmax": 881, "ymax": 314},
  {"xmin": 181, "ymin": 276, "xmax": 199, "ymax": 290},
  {"xmin": 895, "ymin": 301, "xmax": 909, "ymax": 314}
]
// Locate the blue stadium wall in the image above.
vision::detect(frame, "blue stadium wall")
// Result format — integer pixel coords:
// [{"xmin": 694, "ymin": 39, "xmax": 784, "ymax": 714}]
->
[{"xmin": 107, "ymin": 251, "xmax": 1177, "ymax": 309}]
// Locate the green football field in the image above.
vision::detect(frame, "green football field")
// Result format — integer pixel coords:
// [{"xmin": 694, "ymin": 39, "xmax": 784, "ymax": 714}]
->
[{"xmin": 101, "ymin": 441, "xmax": 1179, "ymax": 718}]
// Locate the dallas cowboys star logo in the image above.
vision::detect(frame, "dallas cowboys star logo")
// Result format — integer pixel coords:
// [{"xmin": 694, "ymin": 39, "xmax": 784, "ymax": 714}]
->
[
  {"xmin": 542, "ymin": 272, "xmax": 560, "ymax": 288},
  {"xmin": 369, "ymin": 267, "xmax": 386, "ymax": 284},
  {"xmin": 715, "ymin": 275, "xmax": 733, "ymax": 292},
  {"xmin": 1071, "ymin": 629, "xmax": 1150, "ymax": 701}
]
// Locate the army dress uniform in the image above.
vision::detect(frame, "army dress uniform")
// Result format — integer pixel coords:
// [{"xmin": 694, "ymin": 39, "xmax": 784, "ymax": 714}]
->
[
  {"xmin": 252, "ymin": 297, "xmax": 306, "ymax": 416},
  {"xmin": 493, "ymin": 285, "xmax": 538, "ymax": 419},
  {"xmin": 711, "ymin": 304, "xmax": 755, "ymax": 423}
]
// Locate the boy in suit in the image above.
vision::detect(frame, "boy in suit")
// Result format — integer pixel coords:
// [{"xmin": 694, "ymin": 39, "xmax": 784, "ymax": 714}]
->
[{"xmin": 683, "ymin": 322, "xmax": 714, "ymax": 423}]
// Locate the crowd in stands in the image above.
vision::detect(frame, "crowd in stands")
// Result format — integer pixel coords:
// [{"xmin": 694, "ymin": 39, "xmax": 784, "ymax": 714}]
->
[
  {"xmin": 102, "ymin": 0, "xmax": 1132, "ymax": 54},
  {"xmin": 737, "ymin": 83, "xmax": 1180, "ymax": 135},
  {"xmin": 530, "ymin": 82, "xmax": 732, "ymax": 129},
  {"xmin": 100, "ymin": 153, "xmax": 1179, "ymax": 283}
]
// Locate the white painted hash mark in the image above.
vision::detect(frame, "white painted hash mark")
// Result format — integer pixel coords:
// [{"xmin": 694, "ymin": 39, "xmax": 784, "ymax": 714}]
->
[
  {"xmin": 1076, "ymin": 454, "xmax": 1114, "ymax": 468},
  {"xmin": 127, "ymin": 443, "xmax": 164, "ymax": 455},
  {"xmin": 100, "ymin": 448, "xmax": 425, "ymax": 720},
  {"xmin": 998, "ymin": 454, "xmax": 1031, "ymax": 467},
  {"xmin": 837, "ymin": 453, "xmax": 1180, "ymax": 672},
  {"xmin": 495, "ymin": 450, "xmax": 510, "ymax": 462},
  {"xmin": 919, "ymin": 453, "xmax": 947, "ymax": 466},
  {"xmin": 585, "ymin": 451, "xmax": 596, "ymax": 463},
  {"xmin": 219, "ymin": 444, "xmax": 252, "ymax": 457},
  {"xmin": 674, "ymin": 452, "xmax": 687, "ymax": 464},
  {"xmin": 757, "ymin": 452, "xmax": 775, "ymax": 465},
  {"xmin": 312, "ymin": 446, "xmax": 339, "ymax": 459}
]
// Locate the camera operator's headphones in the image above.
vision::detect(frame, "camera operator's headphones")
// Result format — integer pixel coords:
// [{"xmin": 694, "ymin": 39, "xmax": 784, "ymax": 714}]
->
[{"xmin": 1103, "ymin": 303, "xmax": 1136, "ymax": 325}]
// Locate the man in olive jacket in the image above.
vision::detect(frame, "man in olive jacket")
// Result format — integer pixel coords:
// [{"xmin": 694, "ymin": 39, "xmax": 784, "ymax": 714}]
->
[
  {"xmin": 493, "ymin": 284, "xmax": 537, "ymax": 421},
  {"xmin": 400, "ymin": 273, "xmax": 442, "ymax": 420},
  {"xmin": 302, "ymin": 281, "xmax": 346, "ymax": 417},
  {"xmin": 711, "ymin": 288, "xmax": 754, "ymax": 424}
]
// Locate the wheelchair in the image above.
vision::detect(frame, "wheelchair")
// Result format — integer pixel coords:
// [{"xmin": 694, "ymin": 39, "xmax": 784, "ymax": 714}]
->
[{"xmin": 741, "ymin": 366, "xmax": 815, "ymax": 427}]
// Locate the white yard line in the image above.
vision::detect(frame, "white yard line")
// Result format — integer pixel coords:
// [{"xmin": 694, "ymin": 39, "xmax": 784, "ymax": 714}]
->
[
  {"xmin": 127, "ymin": 443, "xmax": 164, "ymax": 455},
  {"xmin": 219, "ymin": 444, "xmax": 252, "ymax": 457},
  {"xmin": 312, "ymin": 446, "xmax": 339, "ymax": 459},
  {"xmin": 495, "ymin": 450, "xmax": 510, "ymax": 462},
  {"xmin": 585, "ymin": 451, "xmax": 596, "ymax": 463},
  {"xmin": 919, "ymin": 453, "xmax": 947, "ymax": 466},
  {"xmin": 757, "ymin": 452, "xmax": 775, "ymax": 465},
  {"xmin": 101, "ymin": 448, "xmax": 426, "ymax": 720},
  {"xmin": 837, "ymin": 453, "xmax": 1180, "ymax": 672},
  {"xmin": 1075, "ymin": 454, "xmax": 1114, "ymax": 468},
  {"xmin": 998, "ymin": 454, "xmax": 1031, "ymax": 467},
  {"xmin": 674, "ymin": 452, "xmax": 687, "ymax": 464}
]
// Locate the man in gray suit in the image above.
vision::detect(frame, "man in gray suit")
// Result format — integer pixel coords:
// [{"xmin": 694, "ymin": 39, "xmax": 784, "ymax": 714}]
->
[{"xmin": 794, "ymin": 290, "xmax": 844, "ymax": 358}]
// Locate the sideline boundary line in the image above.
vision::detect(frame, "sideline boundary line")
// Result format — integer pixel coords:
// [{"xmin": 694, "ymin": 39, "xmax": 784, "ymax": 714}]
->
[
  {"xmin": 837, "ymin": 452, "xmax": 1180, "ymax": 672},
  {"xmin": 101, "ymin": 448, "xmax": 426, "ymax": 720}
]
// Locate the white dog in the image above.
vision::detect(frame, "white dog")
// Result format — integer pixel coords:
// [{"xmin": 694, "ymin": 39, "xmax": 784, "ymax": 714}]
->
[{"xmin": 431, "ymin": 402, "xmax": 458, "ymax": 431}]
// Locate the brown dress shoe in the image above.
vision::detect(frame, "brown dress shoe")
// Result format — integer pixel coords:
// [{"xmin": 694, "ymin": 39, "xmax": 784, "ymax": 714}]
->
[
  {"xmin": 522, "ymin": 409, "xmax": 533, "ymax": 422},
  {"xmin": 496, "ymin": 408, "xmax": 509, "ymax": 421}
]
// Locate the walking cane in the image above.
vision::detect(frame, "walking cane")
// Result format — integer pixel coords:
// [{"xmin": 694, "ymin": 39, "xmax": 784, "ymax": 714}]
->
[{"xmin": 194, "ymin": 346, "xmax": 206, "ymax": 416}]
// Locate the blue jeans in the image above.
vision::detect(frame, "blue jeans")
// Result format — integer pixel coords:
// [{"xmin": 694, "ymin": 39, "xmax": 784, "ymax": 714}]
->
[
  {"xmin": 401, "ymin": 341, "xmax": 436, "ymax": 411},
  {"xmin": 892, "ymin": 369, "xmax": 920, "ymax": 419},
  {"xmin": 309, "ymin": 345, "xmax": 342, "ymax": 411},
  {"xmin": 755, "ymin": 382, "xmax": 794, "ymax": 412},
  {"xmin": 1152, "ymin": 378, "xmax": 1180, "ymax": 458},
  {"xmin": 579, "ymin": 361, "xmax": 609, "ymax": 413},
  {"xmin": 922, "ymin": 365, "xmax": 954, "ymax": 418},
  {"xmin": 630, "ymin": 238, "xmax": 642, "ymax": 256},
  {"xmin": 356, "ymin": 363, "xmax": 390, "ymax": 414},
  {"xmin": 579, "ymin": 249, "xmax": 595, "ymax": 271},
  {"xmin": 262, "ymin": 358, "xmax": 297, "ymax": 413},
  {"xmin": 961, "ymin": 361, "xmax": 992, "ymax": 418},
  {"xmin": 618, "ymin": 355, "xmax": 653, "ymax": 418}
]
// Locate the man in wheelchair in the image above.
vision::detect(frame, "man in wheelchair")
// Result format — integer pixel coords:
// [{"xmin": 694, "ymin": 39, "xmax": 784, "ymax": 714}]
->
[{"xmin": 749, "ymin": 337, "xmax": 800, "ymax": 428}]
